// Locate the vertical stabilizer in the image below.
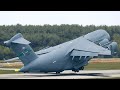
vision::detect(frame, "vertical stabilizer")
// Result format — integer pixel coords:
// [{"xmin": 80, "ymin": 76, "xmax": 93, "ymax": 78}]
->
[{"xmin": 4, "ymin": 33, "xmax": 38, "ymax": 66}]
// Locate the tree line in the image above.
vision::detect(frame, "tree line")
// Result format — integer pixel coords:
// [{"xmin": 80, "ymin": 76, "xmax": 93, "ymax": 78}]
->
[{"xmin": 0, "ymin": 24, "xmax": 120, "ymax": 60}]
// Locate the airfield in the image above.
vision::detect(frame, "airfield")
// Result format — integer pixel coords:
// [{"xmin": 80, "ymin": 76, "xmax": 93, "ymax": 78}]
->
[
  {"xmin": 0, "ymin": 69, "xmax": 120, "ymax": 79},
  {"xmin": 0, "ymin": 58, "xmax": 120, "ymax": 79}
]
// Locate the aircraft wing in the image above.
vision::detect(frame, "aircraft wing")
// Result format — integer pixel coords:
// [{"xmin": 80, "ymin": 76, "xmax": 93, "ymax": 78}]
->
[{"xmin": 66, "ymin": 37, "xmax": 111, "ymax": 57}]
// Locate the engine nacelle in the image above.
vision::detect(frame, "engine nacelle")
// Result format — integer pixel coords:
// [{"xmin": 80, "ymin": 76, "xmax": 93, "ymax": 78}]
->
[
  {"xmin": 108, "ymin": 42, "xmax": 118, "ymax": 55},
  {"xmin": 99, "ymin": 38, "xmax": 110, "ymax": 47}
]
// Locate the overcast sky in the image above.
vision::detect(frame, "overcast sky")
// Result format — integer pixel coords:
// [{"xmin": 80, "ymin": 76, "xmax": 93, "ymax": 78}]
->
[{"xmin": 0, "ymin": 11, "xmax": 120, "ymax": 26}]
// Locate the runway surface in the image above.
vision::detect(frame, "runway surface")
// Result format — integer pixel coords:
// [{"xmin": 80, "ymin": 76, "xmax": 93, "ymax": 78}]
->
[{"xmin": 0, "ymin": 69, "xmax": 120, "ymax": 79}]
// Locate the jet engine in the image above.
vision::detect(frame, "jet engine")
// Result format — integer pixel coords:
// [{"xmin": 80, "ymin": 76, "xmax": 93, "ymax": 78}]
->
[
  {"xmin": 99, "ymin": 38, "xmax": 110, "ymax": 47},
  {"xmin": 107, "ymin": 42, "xmax": 118, "ymax": 55}
]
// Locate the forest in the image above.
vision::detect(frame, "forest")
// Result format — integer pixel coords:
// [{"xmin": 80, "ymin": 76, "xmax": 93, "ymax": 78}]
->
[{"xmin": 0, "ymin": 24, "xmax": 120, "ymax": 60}]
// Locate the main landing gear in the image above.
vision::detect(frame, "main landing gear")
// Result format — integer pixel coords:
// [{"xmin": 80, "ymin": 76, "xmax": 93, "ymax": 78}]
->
[
  {"xmin": 72, "ymin": 66, "xmax": 84, "ymax": 72},
  {"xmin": 23, "ymin": 71, "xmax": 28, "ymax": 73},
  {"xmin": 56, "ymin": 72, "xmax": 60, "ymax": 74},
  {"xmin": 72, "ymin": 69, "xmax": 79, "ymax": 72},
  {"xmin": 79, "ymin": 66, "xmax": 84, "ymax": 70}
]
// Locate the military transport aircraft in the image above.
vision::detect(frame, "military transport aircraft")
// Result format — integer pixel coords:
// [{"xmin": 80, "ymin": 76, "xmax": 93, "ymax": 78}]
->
[{"xmin": 3, "ymin": 29, "xmax": 118, "ymax": 73}]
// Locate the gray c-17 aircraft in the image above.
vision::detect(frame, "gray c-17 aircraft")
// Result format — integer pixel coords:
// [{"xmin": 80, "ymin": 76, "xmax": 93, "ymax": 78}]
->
[{"xmin": 4, "ymin": 29, "xmax": 118, "ymax": 73}]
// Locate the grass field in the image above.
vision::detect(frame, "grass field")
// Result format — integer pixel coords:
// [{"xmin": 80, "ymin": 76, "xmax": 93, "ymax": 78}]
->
[
  {"xmin": 0, "ymin": 70, "xmax": 21, "ymax": 74},
  {"xmin": 84, "ymin": 62, "xmax": 120, "ymax": 70},
  {"xmin": 84, "ymin": 58, "xmax": 120, "ymax": 70},
  {"xmin": 0, "ymin": 62, "xmax": 23, "ymax": 68}
]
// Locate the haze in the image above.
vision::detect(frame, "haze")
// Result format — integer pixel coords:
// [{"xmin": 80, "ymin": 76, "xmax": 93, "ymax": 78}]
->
[{"xmin": 0, "ymin": 11, "xmax": 119, "ymax": 26}]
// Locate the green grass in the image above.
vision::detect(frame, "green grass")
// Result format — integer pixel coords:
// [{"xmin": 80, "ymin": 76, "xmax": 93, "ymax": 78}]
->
[
  {"xmin": 0, "ymin": 60, "xmax": 4, "ymax": 63},
  {"xmin": 0, "ymin": 70, "xmax": 21, "ymax": 74},
  {"xmin": 85, "ymin": 62, "xmax": 120, "ymax": 70},
  {"xmin": 1, "ymin": 65, "xmax": 23, "ymax": 68},
  {"xmin": 0, "ymin": 60, "xmax": 20, "ymax": 63}
]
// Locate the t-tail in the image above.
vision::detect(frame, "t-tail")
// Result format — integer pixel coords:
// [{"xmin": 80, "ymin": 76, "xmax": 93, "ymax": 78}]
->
[{"xmin": 4, "ymin": 33, "xmax": 38, "ymax": 66}]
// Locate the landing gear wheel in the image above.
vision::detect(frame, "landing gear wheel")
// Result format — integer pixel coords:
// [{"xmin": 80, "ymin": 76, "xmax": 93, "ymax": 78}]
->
[
  {"xmin": 56, "ymin": 72, "xmax": 60, "ymax": 74},
  {"xmin": 74, "ymin": 70, "xmax": 79, "ymax": 72},
  {"xmin": 44, "ymin": 72, "xmax": 48, "ymax": 73},
  {"xmin": 72, "ymin": 68, "xmax": 79, "ymax": 72},
  {"xmin": 80, "ymin": 66, "xmax": 84, "ymax": 70},
  {"xmin": 23, "ymin": 71, "xmax": 29, "ymax": 73}
]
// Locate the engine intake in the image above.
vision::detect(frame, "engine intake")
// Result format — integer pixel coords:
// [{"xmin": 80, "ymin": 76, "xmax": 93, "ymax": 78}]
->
[
  {"xmin": 99, "ymin": 39, "xmax": 110, "ymax": 47},
  {"xmin": 108, "ymin": 42, "xmax": 118, "ymax": 55}
]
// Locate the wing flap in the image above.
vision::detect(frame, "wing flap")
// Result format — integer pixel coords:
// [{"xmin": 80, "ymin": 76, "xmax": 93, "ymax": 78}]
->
[{"xmin": 71, "ymin": 50, "xmax": 98, "ymax": 56}]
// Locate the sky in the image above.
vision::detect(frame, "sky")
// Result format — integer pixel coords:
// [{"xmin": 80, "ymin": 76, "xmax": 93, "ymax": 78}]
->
[{"xmin": 0, "ymin": 11, "xmax": 120, "ymax": 26}]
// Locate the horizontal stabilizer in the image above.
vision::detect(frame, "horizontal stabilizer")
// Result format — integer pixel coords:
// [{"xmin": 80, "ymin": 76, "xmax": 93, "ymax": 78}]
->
[
  {"xmin": 12, "ymin": 37, "xmax": 31, "ymax": 44},
  {"xmin": 4, "ymin": 33, "xmax": 31, "ymax": 46}
]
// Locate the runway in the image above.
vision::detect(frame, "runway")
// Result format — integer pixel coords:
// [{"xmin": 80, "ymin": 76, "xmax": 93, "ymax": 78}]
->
[{"xmin": 0, "ymin": 70, "xmax": 120, "ymax": 79}]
